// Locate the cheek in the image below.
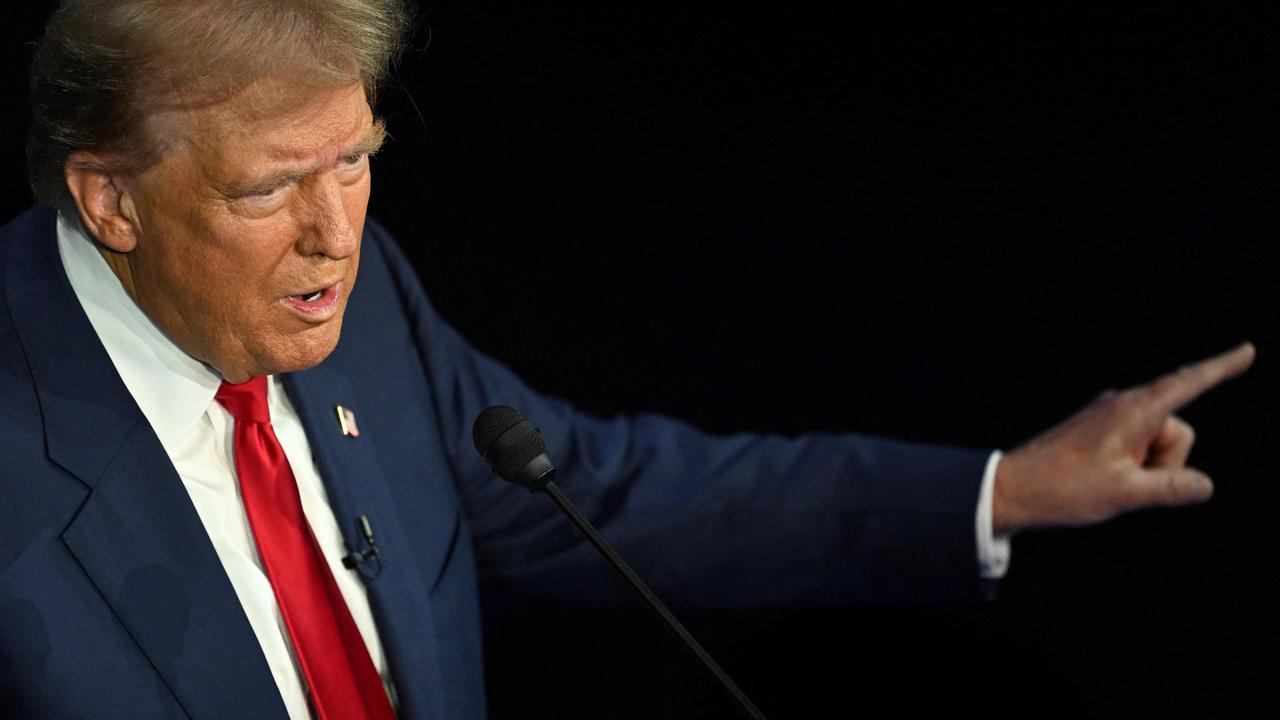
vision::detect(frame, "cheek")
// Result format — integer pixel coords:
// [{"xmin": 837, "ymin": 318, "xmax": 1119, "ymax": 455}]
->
[
  {"xmin": 149, "ymin": 223, "xmax": 293, "ymax": 322},
  {"xmin": 347, "ymin": 174, "xmax": 371, "ymax": 230},
  {"xmin": 132, "ymin": 235, "xmax": 219, "ymax": 314},
  {"xmin": 342, "ymin": 178, "xmax": 369, "ymax": 277}
]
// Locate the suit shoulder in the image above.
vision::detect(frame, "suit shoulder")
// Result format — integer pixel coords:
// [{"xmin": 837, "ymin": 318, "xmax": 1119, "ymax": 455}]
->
[
  {"xmin": 0, "ymin": 206, "xmax": 58, "ymax": 361},
  {"xmin": 359, "ymin": 215, "xmax": 426, "ymax": 298},
  {"xmin": 0, "ymin": 205, "xmax": 57, "ymax": 258}
]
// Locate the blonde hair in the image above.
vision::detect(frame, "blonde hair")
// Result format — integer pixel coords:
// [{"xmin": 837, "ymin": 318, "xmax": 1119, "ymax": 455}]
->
[{"xmin": 27, "ymin": 0, "xmax": 412, "ymax": 206}]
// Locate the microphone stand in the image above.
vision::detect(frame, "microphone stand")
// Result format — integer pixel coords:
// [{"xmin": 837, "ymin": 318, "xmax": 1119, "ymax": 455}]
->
[{"xmin": 542, "ymin": 480, "xmax": 769, "ymax": 720}]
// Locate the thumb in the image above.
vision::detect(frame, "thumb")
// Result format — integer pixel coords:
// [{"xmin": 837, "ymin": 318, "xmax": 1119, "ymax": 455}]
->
[{"xmin": 1125, "ymin": 467, "xmax": 1215, "ymax": 510}]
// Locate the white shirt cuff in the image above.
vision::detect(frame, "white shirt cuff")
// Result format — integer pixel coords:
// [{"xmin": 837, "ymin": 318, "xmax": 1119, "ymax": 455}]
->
[{"xmin": 976, "ymin": 450, "xmax": 1011, "ymax": 579}]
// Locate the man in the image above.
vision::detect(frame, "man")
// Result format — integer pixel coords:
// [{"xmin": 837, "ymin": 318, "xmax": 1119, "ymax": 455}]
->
[{"xmin": 0, "ymin": 1, "xmax": 1255, "ymax": 719}]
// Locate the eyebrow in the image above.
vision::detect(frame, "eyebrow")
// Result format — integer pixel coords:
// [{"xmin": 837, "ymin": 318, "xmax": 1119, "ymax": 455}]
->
[{"xmin": 226, "ymin": 119, "xmax": 387, "ymax": 198}]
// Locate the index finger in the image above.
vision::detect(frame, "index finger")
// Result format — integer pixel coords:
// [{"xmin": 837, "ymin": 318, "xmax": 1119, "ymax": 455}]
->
[{"xmin": 1142, "ymin": 341, "xmax": 1256, "ymax": 416}]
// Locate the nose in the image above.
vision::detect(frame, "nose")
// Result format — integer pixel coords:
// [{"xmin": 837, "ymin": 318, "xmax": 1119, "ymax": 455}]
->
[{"xmin": 296, "ymin": 173, "xmax": 359, "ymax": 260}]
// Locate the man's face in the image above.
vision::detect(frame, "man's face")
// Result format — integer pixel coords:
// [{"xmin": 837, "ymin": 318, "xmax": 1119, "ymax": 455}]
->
[{"xmin": 110, "ymin": 78, "xmax": 382, "ymax": 382}]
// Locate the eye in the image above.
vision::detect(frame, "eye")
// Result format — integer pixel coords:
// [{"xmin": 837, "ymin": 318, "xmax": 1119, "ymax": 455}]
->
[
  {"xmin": 336, "ymin": 152, "xmax": 369, "ymax": 174},
  {"xmin": 241, "ymin": 185, "xmax": 287, "ymax": 207}
]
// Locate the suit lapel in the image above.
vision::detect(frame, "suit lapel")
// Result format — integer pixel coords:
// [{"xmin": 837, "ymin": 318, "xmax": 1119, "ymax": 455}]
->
[
  {"xmin": 6, "ymin": 207, "xmax": 288, "ymax": 720},
  {"xmin": 59, "ymin": 430, "xmax": 292, "ymax": 720},
  {"xmin": 284, "ymin": 365, "xmax": 449, "ymax": 720}
]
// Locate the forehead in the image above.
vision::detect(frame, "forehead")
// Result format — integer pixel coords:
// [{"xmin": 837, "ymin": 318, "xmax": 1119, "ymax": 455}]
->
[{"xmin": 177, "ymin": 78, "xmax": 372, "ymax": 173}]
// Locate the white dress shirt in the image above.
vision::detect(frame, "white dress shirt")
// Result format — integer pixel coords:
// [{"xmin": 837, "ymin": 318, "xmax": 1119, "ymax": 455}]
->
[
  {"xmin": 55, "ymin": 208, "xmax": 1009, "ymax": 716},
  {"xmin": 977, "ymin": 451, "xmax": 1010, "ymax": 577},
  {"xmin": 56, "ymin": 212, "xmax": 395, "ymax": 720}
]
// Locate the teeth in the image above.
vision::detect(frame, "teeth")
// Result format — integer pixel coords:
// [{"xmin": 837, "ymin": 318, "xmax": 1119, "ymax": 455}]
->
[{"xmin": 300, "ymin": 290, "xmax": 323, "ymax": 302}]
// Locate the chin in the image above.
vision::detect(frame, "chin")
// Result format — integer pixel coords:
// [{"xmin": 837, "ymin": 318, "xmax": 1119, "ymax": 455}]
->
[{"xmin": 257, "ymin": 320, "xmax": 345, "ymax": 376}]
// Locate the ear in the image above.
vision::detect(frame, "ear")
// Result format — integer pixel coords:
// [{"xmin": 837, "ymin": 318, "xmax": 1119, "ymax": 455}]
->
[{"xmin": 63, "ymin": 152, "xmax": 142, "ymax": 253}]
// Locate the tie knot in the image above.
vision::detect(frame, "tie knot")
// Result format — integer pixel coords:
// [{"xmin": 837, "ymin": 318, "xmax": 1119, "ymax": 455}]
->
[{"xmin": 215, "ymin": 376, "xmax": 271, "ymax": 423}]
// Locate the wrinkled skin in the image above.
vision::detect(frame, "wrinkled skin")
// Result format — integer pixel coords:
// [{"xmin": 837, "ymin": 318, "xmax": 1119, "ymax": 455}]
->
[{"xmin": 66, "ymin": 78, "xmax": 383, "ymax": 382}]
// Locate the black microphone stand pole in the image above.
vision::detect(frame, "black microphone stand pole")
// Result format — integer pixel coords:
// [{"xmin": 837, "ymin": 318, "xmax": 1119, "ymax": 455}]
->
[{"xmin": 542, "ymin": 480, "xmax": 769, "ymax": 720}]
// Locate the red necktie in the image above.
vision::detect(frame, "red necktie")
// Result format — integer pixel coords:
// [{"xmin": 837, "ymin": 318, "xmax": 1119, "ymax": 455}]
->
[{"xmin": 216, "ymin": 377, "xmax": 395, "ymax": 720}]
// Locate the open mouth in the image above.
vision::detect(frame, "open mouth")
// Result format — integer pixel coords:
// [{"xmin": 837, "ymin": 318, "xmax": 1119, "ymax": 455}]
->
[{"xmin": 281, "ymin": 283, "xmax": 341, "ymax": 317}]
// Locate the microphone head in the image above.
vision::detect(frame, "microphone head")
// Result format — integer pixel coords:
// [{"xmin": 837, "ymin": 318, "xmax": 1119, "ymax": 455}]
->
[
  {"xmin": 472, "ymin": 405, "xmax": 557, "ymax": 492},
  {"xmin": 472, "ymin": 405, "xmax": 523, "ymax": 456}
]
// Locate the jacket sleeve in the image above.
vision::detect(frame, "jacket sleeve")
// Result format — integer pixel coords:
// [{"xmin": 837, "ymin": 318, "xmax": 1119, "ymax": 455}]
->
[{"xmin": 368, "ymin": 220, "xmax": 994, "ymax": 607}]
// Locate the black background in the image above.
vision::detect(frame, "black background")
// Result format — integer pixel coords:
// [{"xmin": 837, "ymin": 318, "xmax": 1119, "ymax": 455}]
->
[{"xmin": 3, "ymin": 3, "xmax": 1277, "ymax": 718}]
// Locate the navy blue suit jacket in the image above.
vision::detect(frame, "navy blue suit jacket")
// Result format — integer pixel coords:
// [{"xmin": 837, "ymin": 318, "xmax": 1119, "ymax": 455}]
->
[{"xmin": 0, "ymin": 204, "xmax": 992, "ymax": 719}]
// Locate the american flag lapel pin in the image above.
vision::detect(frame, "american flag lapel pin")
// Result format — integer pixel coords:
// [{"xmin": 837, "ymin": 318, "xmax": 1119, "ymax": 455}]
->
[{"xmin": 335, "ymin": 404, "xmax": 361, "ymax": 437}]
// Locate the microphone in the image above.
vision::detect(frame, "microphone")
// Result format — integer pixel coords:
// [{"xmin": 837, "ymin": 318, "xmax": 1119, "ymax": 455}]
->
[
  {"xmin": 473, "ymin": 406, "xmax": 768, "ymax": 720},
  {"xmin": 472, "ymin": 405, "xmax": 556, "ymax": 492},
  {"xmin": 341, "ymin": 514, "xmax": 382, "ymax": 581}
]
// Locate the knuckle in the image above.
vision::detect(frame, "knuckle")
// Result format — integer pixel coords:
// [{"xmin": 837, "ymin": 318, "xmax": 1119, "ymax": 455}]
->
[
  {"xmin": 1174, "ymin": 363, "xmax": 1207, "ymax": 388},
  {"xmin": 1123, "ymin": 473, "xmax": 1174, "ymax": 509},
  {"xmin": 1151, "ymin": 374, "xmax": 1180, "ymax": 399},
  {"xmin": 1121, "ymin": 478, "xmax": 1152, "ymax": 509},
  {"xmin": 1116, "ymin": 393, "xmax": 1148, "ymax": 425},
  {"xmin": 1167, "ymin": 415, "xmax": 1195, "ymax": 442},
  {"xmin": 1161, "ymin": 471, "xmax": 1204, "ymax": 505},
  {"xmin": 1180, "ymin": 422, "xmax": 1196, "ymax": 445},
  {"xmin": 1107, "ymin": 474, "xmax": 1144, "ymax": 511},
  {"xmin": 1103, "ymin": 388, "xmax": 1137, "ymax": 413}
]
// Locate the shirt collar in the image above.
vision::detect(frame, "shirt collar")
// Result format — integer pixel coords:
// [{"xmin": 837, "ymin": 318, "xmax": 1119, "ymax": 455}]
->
[{"xmin": 56, "ymin": 210, "xmax": 223, "ymax": 456}]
